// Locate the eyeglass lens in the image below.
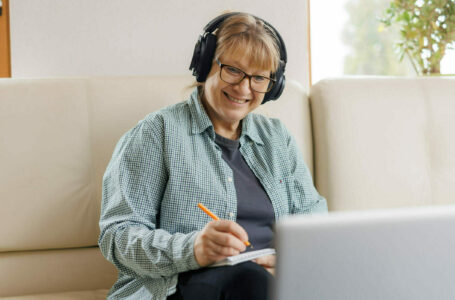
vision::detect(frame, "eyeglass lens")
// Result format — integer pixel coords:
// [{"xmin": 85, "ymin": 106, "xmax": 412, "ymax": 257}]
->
[{"xmin": 220, "ymin": 65, "xmax": 273, "ymax": 93}]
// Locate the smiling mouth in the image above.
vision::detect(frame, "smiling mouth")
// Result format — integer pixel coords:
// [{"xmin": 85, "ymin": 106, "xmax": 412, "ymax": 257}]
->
[{"xmin": 223, "ymin": 92, "xmax": 250, "ymax": 104}]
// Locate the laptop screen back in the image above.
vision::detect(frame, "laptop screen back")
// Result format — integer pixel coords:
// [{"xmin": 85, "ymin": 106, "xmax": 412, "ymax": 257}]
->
[{"xmin": 273, "ymin": 205, "xmax": 455, "ymax": 300}]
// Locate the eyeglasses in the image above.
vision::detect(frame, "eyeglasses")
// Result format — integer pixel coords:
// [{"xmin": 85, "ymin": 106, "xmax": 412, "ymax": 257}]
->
[{"xmin": 216, "ymin": 60, "xmax": 275, "ymax": 93}]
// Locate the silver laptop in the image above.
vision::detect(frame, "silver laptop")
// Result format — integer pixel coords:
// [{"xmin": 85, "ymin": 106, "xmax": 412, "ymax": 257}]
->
[{"xmin": 273, "ymin": 205, "xmax": 455, "ymax": 300}]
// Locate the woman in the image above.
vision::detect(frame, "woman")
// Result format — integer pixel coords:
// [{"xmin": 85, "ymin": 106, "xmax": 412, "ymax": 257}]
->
[{"xmin": 99, "ymin": 12, "xmax": 327, "ymax": 300}]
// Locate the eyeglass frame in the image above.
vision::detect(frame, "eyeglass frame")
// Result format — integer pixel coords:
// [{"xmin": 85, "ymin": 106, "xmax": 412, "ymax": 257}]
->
[{"xmin": 216, "ymin": 59, "xmax": 276, "ymax": 93}]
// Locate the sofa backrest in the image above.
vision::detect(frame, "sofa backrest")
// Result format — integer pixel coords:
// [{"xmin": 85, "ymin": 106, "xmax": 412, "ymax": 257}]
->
[
  {"xmin": 0, "ymin": 75, "xmax": 312, "ymax": 296},
  {"xmin": 310, "ymin": 77, "xmax": 455, "ymax": 211}
]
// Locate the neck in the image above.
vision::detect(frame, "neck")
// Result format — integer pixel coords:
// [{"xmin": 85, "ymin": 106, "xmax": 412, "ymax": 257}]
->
[{"xmin": 214, "ymin": 122, "xmax": 241, "ymax": 140}]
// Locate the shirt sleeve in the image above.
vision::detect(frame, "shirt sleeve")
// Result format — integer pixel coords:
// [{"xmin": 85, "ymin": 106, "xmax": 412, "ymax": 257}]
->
[
  {"xmin": 281, "ymin": 123, "xmax": 328, "ymax": 215},
  {"xmin": 98, "ymin": 118, "xmax": 200, "ymax": 279}
]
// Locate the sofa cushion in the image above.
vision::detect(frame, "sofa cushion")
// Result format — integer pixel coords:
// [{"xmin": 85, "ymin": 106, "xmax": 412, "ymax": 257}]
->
[
  {"xmin": 0, "ymin": 79, "xmax": 97, "ymax": 252},
  {"xmin": 0, "ymin": 289, "xmax": 109, "ymax": 300},
  {"xmin": 0, "ymin": 247, "xmax": 116, "ymax": 297},
  {"xmin": 310, "ymin": 77, "xmax": 455, "ymax": 210}
]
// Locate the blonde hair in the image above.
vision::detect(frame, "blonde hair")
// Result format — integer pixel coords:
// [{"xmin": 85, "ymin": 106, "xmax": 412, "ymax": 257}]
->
[{"xmin": 214, "ymin": 13, "xmax": 281, "ymax": 73}]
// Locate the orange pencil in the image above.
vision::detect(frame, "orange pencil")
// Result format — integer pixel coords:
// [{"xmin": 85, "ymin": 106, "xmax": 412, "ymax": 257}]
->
[{"xmin": 197, "ymin": 203, "xmax": 252, "ymax": 248}]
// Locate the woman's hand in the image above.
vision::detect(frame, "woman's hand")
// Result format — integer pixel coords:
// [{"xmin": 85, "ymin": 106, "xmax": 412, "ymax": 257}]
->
[
  {"xmin": 194, "ymin": 220, "xmax": 248, "ymax": 267},
  {"xmin": 253, "ymin": 254, "xmax": 276, "ymax": 275}
]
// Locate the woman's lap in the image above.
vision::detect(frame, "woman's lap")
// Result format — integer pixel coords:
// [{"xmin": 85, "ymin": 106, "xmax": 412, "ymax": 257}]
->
[{"xmin": 168, "ymin": 261, "xmax": 273, "ymax": 300}]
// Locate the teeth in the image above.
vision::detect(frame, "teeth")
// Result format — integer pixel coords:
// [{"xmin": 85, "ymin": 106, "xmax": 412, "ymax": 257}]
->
[{"xmin": 226, "ymin": 93, "xmax": 248, "ymax": 104}]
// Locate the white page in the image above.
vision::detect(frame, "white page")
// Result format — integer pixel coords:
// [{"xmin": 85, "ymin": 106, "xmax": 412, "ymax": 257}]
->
[{"xmin": 210, "ymin": 248, "xmax": 276, "ymax": 267}]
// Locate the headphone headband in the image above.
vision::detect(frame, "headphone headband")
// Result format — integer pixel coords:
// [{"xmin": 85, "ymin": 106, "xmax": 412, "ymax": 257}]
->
[{"xmin": 203, "ymin": 13, "xmax": 287, "ymax": 64}]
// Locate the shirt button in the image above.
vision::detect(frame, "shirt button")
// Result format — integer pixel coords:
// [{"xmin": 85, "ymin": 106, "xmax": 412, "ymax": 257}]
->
[
  {"xmin": 229, "ymin": 212, "xmax": 235, "ymax": 218},
  {"xmin": 228, "ymin": 177, "xmax": 233, "ymax": 182}
]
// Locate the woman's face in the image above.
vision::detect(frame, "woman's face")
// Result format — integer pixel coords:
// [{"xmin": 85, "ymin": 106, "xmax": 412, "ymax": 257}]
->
[{"xmin": 202, "ymin": 50, "xmax": 270, "ymax": 131}]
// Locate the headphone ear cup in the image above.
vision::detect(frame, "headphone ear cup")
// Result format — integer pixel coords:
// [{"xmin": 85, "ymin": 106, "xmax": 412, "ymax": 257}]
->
[
  {"xmin": 189, "ymin": 36, "xmax": 202, "ymax": 78},
  {"xmin": 263, "ymin": 64, "xmax": 285, "ymax": 103},
  {"xmin": 195, "ymin": 33, "xmax": 217, "ymax": 82}
]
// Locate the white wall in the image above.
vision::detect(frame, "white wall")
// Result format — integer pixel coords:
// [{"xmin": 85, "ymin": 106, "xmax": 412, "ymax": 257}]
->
[{"xmin": 10, "ymin": 0, "xmax": 310, "ymax": 89}]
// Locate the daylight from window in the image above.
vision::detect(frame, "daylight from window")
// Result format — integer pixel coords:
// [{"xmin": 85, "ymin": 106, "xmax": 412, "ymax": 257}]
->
[{"xmin": 311, "ymin": 0, "xmax": 455, "ymax": 84}]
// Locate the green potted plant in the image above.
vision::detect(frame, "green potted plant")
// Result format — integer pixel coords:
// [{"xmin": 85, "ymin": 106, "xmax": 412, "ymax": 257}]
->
[{"xmin": 381, "ymin": 0, "xmax": 455, "ymax": 75}]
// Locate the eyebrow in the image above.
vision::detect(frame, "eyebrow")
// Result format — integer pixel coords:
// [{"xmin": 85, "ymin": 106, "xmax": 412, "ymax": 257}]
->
[{"xmin": 225, "ymin": 61, "xmax": 270, "ymax": 76}]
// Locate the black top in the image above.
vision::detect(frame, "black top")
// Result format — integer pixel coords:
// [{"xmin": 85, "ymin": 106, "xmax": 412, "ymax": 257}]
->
[{"xmin": 215, "ymin": 133, "xmax": 275, "ymax": 251}]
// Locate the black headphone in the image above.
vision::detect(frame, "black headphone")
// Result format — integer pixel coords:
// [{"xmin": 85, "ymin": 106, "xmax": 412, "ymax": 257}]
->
[{"xmin": 189, "ymin": 12, "xmax": 287, "ymax": 104}]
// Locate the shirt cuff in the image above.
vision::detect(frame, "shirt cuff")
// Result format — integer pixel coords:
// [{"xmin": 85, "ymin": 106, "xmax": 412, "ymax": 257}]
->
[{"xmin": 182, "ymin": 230, "xmax": 201, "ymax": 271}]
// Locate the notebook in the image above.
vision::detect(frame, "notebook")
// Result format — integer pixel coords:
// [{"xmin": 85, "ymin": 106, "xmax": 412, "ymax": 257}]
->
[
  {"xmin": 210, "ymin": 248, "xmax": 275, "ymax": 267},
  {"xmin": 273, "ymin": 205, "xmax": 455, "ymax": 300}
]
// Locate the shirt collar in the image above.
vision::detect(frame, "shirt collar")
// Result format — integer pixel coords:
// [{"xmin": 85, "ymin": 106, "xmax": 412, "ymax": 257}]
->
[
  {"xmin": 188, "ymin": 88, "xmax": 215, "ymax": 137},
  {"xmin": 240, "ymin": 113, "xmax": 264, "ymax": 145},
  {"xmin": 188, "ymin": 87, "xmax": 264, "ymax": 145}
]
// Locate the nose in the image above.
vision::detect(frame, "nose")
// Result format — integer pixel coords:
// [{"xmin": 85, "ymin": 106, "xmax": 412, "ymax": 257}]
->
[{"xmin": 236, "ymin": 76, "xmax": 253, "ymax": 94}]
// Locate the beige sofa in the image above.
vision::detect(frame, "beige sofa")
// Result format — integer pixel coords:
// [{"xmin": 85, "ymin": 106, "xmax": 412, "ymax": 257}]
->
[
  {"xmin": 1, "ymin": 75, "xmax": 454, "ymax": 298},
  {"xmin": 310, "ymin": 77, "xmax": 455, "ymax": 210}
]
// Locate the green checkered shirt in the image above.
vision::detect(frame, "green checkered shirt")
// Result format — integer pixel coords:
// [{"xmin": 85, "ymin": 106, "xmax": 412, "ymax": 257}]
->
[{"xmin": 98, "ymin": 88, "xmax": 327, "ymax": 299}]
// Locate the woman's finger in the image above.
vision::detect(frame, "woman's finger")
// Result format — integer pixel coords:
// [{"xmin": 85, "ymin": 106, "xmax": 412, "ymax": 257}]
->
[
  {"xmin": 206, "ymin": 239, "xmax": 240, "ymax": 257},
  {"xmin": 211, "ymin": 220, "xmax": 249, "ymax": 245},
  {"xmin": 208, "ymin": 229, "xmax": 245, "ymax": 251}
]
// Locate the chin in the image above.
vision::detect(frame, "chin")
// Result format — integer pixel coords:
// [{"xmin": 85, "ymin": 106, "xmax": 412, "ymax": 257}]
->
[{"xmin": 225, "ymin": 111, "xmax": 247, "ymax": 122}]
